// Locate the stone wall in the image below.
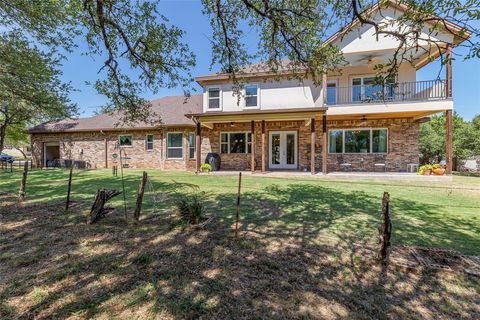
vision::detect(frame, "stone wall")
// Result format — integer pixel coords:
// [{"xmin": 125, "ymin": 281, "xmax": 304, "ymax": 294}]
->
[
  {"xmin": 31, "ymin": 128, "xmax": 197, "ymax": 170},
  {"xmin": 31, "ymin": 118, "xmax": 420, "ymax": 172}
]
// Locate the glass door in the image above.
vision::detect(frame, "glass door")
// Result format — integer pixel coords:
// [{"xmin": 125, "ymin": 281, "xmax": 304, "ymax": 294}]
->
[{"xmin": 269, "ymin": 131, "xmax": 297, "ymax": 169}]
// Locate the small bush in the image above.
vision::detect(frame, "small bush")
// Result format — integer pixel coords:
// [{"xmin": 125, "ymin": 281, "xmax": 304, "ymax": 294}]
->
[
  {"xmin": 175, "ymin": 194, "xmax": 204, "ymax": 224},
  {"xmin": 200, "ymin": 163, "xmax": 212, "ymax": 173}
]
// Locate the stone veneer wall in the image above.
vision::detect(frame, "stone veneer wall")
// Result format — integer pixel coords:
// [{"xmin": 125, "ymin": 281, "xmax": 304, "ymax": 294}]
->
[
  {"xmin": 31, "ymin": 118, "xmax": 419, "ymax": 172},
  {"xmin": 31, "ymin": 127, "xmax": 197, "ymax": 170}
]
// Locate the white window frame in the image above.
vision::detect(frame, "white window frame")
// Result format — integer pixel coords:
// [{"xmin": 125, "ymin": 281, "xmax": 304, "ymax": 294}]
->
[
  {"xmin": 207, "ymin": 87, "xmax": 222, "ymax": 110},
  {"xmin": 118, "ymin": 135, "xmax": 133, "ymax": 147},
  {"xmin": 328, "ymin": 128, "xmax": 388, "ymax": 154},
  {"xmin": 166, "ymin": 132, "xmax": 184, "ymax": 160},
  {"xmin": 188, "ymin": 133, "xmax": 196, "ymax": 159},
  {"xmin": 220, "ymin": 132, "xmax": 252, "ymax": 154},
  {"xmin": 145, "ymin": 134, "xmax": 154, "ymax": 151},
  {"xmin": 244, "ymin": 84, "xmax": 260, "ymax": 108}
]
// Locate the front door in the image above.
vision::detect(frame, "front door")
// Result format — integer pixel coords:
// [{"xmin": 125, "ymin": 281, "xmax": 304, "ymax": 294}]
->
[{"xmin": 269, "ymin": 131, "xmax": 297, "ymax": 169}]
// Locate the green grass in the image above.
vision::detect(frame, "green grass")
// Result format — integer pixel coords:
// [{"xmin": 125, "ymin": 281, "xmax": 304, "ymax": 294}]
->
[
  {"xmin": 0, "ymin": 168, "xmax": 479, "ymax": 319},
  {"xmin": 0, "ymin": 168, "xmax": 478, "ymax": 254}
]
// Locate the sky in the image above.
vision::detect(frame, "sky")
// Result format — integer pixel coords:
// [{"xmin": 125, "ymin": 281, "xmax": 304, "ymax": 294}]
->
[{"xmin": 59, "ymin": 0, "xmax": 479, "ymax": 120}]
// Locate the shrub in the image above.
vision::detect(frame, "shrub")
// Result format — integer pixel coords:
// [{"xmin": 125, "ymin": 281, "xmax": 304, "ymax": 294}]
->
[
  {"xmin": 200, "ymin": 163, "xmax": 211, "ymax": 173},
  {"xmin": 175, "ymin": 194, "xmax": 204, "ymax": 224}
]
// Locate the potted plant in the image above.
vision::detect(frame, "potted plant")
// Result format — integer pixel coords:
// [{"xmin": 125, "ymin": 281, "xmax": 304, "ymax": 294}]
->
[
  {"xmin": 432, "ymin": 164, "xmax": 446, "ymax": 175},
  {"xmin": 200, "ymin": 163, "xmax": 212, "ymax": 173},
  {"xmin": 418, "ymin": 164, "xmax": 433, "ymax": 175}
]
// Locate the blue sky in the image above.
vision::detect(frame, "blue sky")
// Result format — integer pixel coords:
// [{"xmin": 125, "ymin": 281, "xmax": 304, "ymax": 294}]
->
[{"xmin": 60, "ymin": 0, "xmax": 479, "ymax": 120}]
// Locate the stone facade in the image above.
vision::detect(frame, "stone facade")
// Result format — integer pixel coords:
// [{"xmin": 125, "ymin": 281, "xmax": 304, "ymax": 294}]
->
[{"xmin": 31, "ymin": 118, "xmax": 420, "ymax": 172}]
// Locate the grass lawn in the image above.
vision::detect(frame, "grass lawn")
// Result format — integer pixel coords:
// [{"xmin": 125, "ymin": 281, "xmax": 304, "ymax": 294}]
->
[{"xmin": 0, "ymin": 168, "xmax": 479, "ymax": 319}]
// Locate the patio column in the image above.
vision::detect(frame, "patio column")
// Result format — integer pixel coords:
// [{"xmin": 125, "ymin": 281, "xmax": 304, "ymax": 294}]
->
[
  {"xmin": 446, "ymin": 43, "xmax": 453, "ymax": 98},
  {"xmin": 322, "ymin": 114, "xmax": 328, "ymax": 175},
  {"xmin": 310, "ymin": 118, "xmax": 316, "ymax": 175},
  {"xmin": 446, "ymin": 110, "xmax": 453, "ymax": 174},
  {"xmin": 196, "ymin": 121, "xmax": 201, "ymax": 173},
  {"xmin": 251, "ymin": 120, "xmax": 255, "ymax": 173},
  {"xmin": 261, "ymin": 120, "xmax": 266, "ymax": 173}
]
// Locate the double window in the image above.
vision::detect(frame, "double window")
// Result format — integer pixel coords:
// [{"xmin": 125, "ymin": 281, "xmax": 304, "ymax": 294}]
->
[
  {"xmin": 208, "ymin": 88, "xmax": 221, "ymax": 109},
  {"xmin": 220, "ymin": 132, "xmax": 252, "ymax": 154},
  {"xmin": 146, "ymin": 134, "xmax": 154, "ymax": 150},
  {"xmin": 352, "ymin": 76, "xmax": 395, "ymax": 102},
  {"xmin": 167, "ymin": 133, "xmax": 183, "ymax": 159},
  {"xmin": 328, "ymin": 129, "xmax": 388, "ymax": 154},
  {"xmin": 245, "ymin": 85, "xmax": 258, "ymax": 107},
  {"xmin": 119, "ymin": 135, "xmax": 132, "ymax": 147}
]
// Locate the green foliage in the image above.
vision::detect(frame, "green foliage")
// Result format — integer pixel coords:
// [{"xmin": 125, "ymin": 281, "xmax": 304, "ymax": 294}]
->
[
  {"xmin": 419, "ymin": 112, "xmax": 480, "ymax": 165},
  {"xmin": 200, "ymin": 163, "xmax": 212, "ymax": 173},
  {"xmin": 175, "ymin": 193, "xmax": 205, "ymax": 225}
]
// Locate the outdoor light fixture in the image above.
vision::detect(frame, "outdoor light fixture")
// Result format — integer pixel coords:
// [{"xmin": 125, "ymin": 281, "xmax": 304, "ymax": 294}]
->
[{"xmin": 360, "ymin": 115, "xmax": 368, "ymax": 125}]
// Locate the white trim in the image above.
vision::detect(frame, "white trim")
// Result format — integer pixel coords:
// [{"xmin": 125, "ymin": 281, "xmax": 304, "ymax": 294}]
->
[
  {"xmin": 118, "ymin": 134, "xmax": 133, "ymax": 148},
  {"xmin": 219, "ymin": 131, "xmax": 252, "ymax": 154},
  {"xmin": 243, "ymin": 83, "xmax": 260, "ymax": 109},
  {"xmin": 206, "ymin": 86, "xmax": 222, "ymax": 111},
  {"xmin": 328, "ymin": 128, "xmax": 389, "ymax": 154},
  {"xmin": 268, "ymin": 131, "xmax": 298, "ymax": 169},
  {"xmin": 145, "ymin": 134, "xmax": 154, "ymax": 151},
  {"xmin": 166, "ymin": 132, "xmax": 184, "ymax": 160}
]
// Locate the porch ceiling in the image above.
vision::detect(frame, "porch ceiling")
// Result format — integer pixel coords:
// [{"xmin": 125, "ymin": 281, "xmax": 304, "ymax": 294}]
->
[
  {"xmin": 326, "ymin": 110, "xmax": 444, "ymax": 121},
  {"xmin": 189, "ymin": 108, "xmax": 326, "ymax": 124}
]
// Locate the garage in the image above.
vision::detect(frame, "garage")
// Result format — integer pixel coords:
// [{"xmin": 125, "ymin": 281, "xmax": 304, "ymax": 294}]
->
[{"xmin": 44, "ymin": 142, "xmax": 60, "ymax": 167}]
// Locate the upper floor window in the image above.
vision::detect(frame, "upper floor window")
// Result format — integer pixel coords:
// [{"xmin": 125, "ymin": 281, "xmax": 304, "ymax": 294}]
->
[
  {"xmin": 208, "ymin": 88, "xmax": 221, "ymax": 109},
  {"xmin": 119, "ymin": 135, "xmax": 132, "ymax": 147},
  {"xmin": 352, "ymin": 76, "xmax": 395, "ymax": 102},
  {"xmin": 146, "ymin": 134, "xmax": 154, "ymax": 151},
  {"xmin": 245, "ymin": 85, "xmax": 258, "ymax": 107},
  {"xmin": 328, "ymin": 128, "xmax": 388, "ymax": 154}
]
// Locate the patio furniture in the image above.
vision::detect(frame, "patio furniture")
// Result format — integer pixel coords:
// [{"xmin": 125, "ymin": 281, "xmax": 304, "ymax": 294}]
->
[
  {"xmin": 374, "ymin": 163, "xmax": 386, "ymax": 172},
  {"xmin": 407, "ymin": 163, "xmax": 419, "ymax": 173}
]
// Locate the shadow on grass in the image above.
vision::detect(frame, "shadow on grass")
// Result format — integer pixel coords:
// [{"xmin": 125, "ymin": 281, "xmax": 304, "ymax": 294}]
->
[{"xmin": 0, "ymin": 171, "xmax": 479, "ymax": 319}]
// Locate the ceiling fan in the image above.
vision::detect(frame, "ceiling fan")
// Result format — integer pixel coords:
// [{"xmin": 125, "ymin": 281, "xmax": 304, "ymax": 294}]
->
[{"xmin": 358, "ymin": 54, "xmax": 383, "ymax": 65}]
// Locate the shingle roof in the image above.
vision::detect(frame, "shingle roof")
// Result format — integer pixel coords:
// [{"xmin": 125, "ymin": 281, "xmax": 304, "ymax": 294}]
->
[{"xmin": 28, "ymin": 95, "xmax": 203, "ymax": 133}]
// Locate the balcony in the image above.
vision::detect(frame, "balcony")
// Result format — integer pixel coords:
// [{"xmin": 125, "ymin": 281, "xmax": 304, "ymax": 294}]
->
[{"xmin": 326, "ymin": 79, "xmax": 448, "ymax": 106}]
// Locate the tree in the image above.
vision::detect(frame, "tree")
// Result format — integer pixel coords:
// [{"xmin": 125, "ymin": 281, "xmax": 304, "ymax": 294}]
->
[
  {"xmin": 0, "ymin": 33, "xmax": 75, "ymax": 153},
  {"xmin": 4, "ymin": 123, "xmax": 30, "ymax": 158},
  {"xmin": 1, "ymin": 0, "xmax": 478, "ymax": 123},
  {"xmin": 419, "ymin": 112, "xmax": 478, "ymax": 165}
]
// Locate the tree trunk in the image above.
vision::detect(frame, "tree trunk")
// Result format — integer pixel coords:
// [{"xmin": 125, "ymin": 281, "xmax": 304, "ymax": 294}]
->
[
  {"xmin": 0, "ymin": 124, "xmax": 6, "ymax": 154},
  {"xmin": 133, "ymin": 171, "xmax": 148, "ymax": 221},
  {"xmin": 13, "ymin": 146, "xmax": 27, "ymax": 159},
  {"xmin": 88, "ymin": 189, "xmax": 122, "ymax": 224},
  {"xmin": 18, "ymin": 161, "xmax": 29, "ymax": 202}
]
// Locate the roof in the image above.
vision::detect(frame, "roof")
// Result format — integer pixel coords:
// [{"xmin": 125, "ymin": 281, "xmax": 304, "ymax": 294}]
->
[
  {"xmin": 29, "ymin": 95, "xmax": 203, "ymax": 134},
  {"xmin": 195, "ymin": 0, "xmax": 471, "ymax": 83}
]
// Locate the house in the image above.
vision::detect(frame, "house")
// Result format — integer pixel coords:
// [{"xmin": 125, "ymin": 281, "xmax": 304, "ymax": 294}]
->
[{"xmin": 29, "ymin": 2, "xmax": 469, "ymax": 174}]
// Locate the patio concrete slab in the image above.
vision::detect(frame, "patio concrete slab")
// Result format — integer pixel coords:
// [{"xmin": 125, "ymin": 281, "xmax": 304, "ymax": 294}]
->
[{"xmin": 207, "ymin": 170, "xmax": 453, "ymax": 181}]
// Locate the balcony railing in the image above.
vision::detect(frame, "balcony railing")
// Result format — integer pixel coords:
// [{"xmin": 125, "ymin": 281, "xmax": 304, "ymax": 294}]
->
[{"xmin": 326, "ymin": 79, "xmax": 447, "ymax": 106}]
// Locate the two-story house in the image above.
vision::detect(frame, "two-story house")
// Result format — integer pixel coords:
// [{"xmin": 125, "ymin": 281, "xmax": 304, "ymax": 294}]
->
[{"xmin": 29, "ymin": 2, "xmax": 469, "ymax": 174}]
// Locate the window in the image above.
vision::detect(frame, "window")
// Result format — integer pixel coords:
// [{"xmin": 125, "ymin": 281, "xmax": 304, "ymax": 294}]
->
[
  {"xmin": 245, "ymin": 85, "xmax": 258, "ymax": 107},
  {"xmin": 352, "ymin": 76, "xmax": 395, "ymax": 102},
  {"xmin": 146, "ymin": 134, "xmax": 154, "ymax": 150},
  {"xmin": 188, "ymin": 133, "xmax": 196, "ymax": 159},
  {"xmin": 328, "ymin": 129, "xmax": 388, "ymax": 154},
  {"xmin": 220, "ymin": 132, "xmax": 252, "ymax": 154},
  {"xmin": 167, "ymin": 133, "xmax": 183, "ymax": 159},
  {"xmin": 327, "ymin": 82, "xmax": 337, "ymax": 105},
  {"xmin": 208, "ymin": 88, "xmax": 221, "ymax": 109},
  {"xmin": 119, "ymin": 135, "xmax": 132, "ymax": 147}
]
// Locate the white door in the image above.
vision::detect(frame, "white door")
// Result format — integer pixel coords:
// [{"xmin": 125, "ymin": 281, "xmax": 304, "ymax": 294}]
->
[{"xmin": 269, "ymin": 131, "xmax": 297, "ymax": 169}]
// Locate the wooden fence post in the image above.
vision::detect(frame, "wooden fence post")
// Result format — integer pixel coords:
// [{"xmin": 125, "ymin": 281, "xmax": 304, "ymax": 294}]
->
[
  {"xmin": 379, "ymin": 192, "xmax": 392, "ymax": 264},
  {"xmin": 235, "ymin": 172, "xmax": 242, "ymax": 238},
  {"xmin": 65, "ymin": 167, "xmax": 74, "ymax": 211},
  {"xmin": 18, "ymin": 161, "xmax": 29, "ymax": 202},
  {"xmin": 134, "ymin": 171, "xmax": 148, "ymax": 221}
]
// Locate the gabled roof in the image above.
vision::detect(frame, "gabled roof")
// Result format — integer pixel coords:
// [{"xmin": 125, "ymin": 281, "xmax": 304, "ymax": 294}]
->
[
  {"xmin": 195, "ymin": 0, "xmax": 471, "ymax": 84},
  {"xmin": 28, "ymin": 95, "xmax": 203, "ymax": 134}
]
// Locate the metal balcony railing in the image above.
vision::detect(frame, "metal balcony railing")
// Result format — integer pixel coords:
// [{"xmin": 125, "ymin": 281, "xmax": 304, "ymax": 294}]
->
[{"xmin": 326, "ymin": 79, "xmax": 447, "ymax": 106}]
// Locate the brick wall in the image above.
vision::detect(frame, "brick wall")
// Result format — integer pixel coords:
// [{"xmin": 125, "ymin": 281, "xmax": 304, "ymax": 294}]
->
[{"xmin": 31, "ymin": 118, "xmax": 419, "ymax": 172}]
